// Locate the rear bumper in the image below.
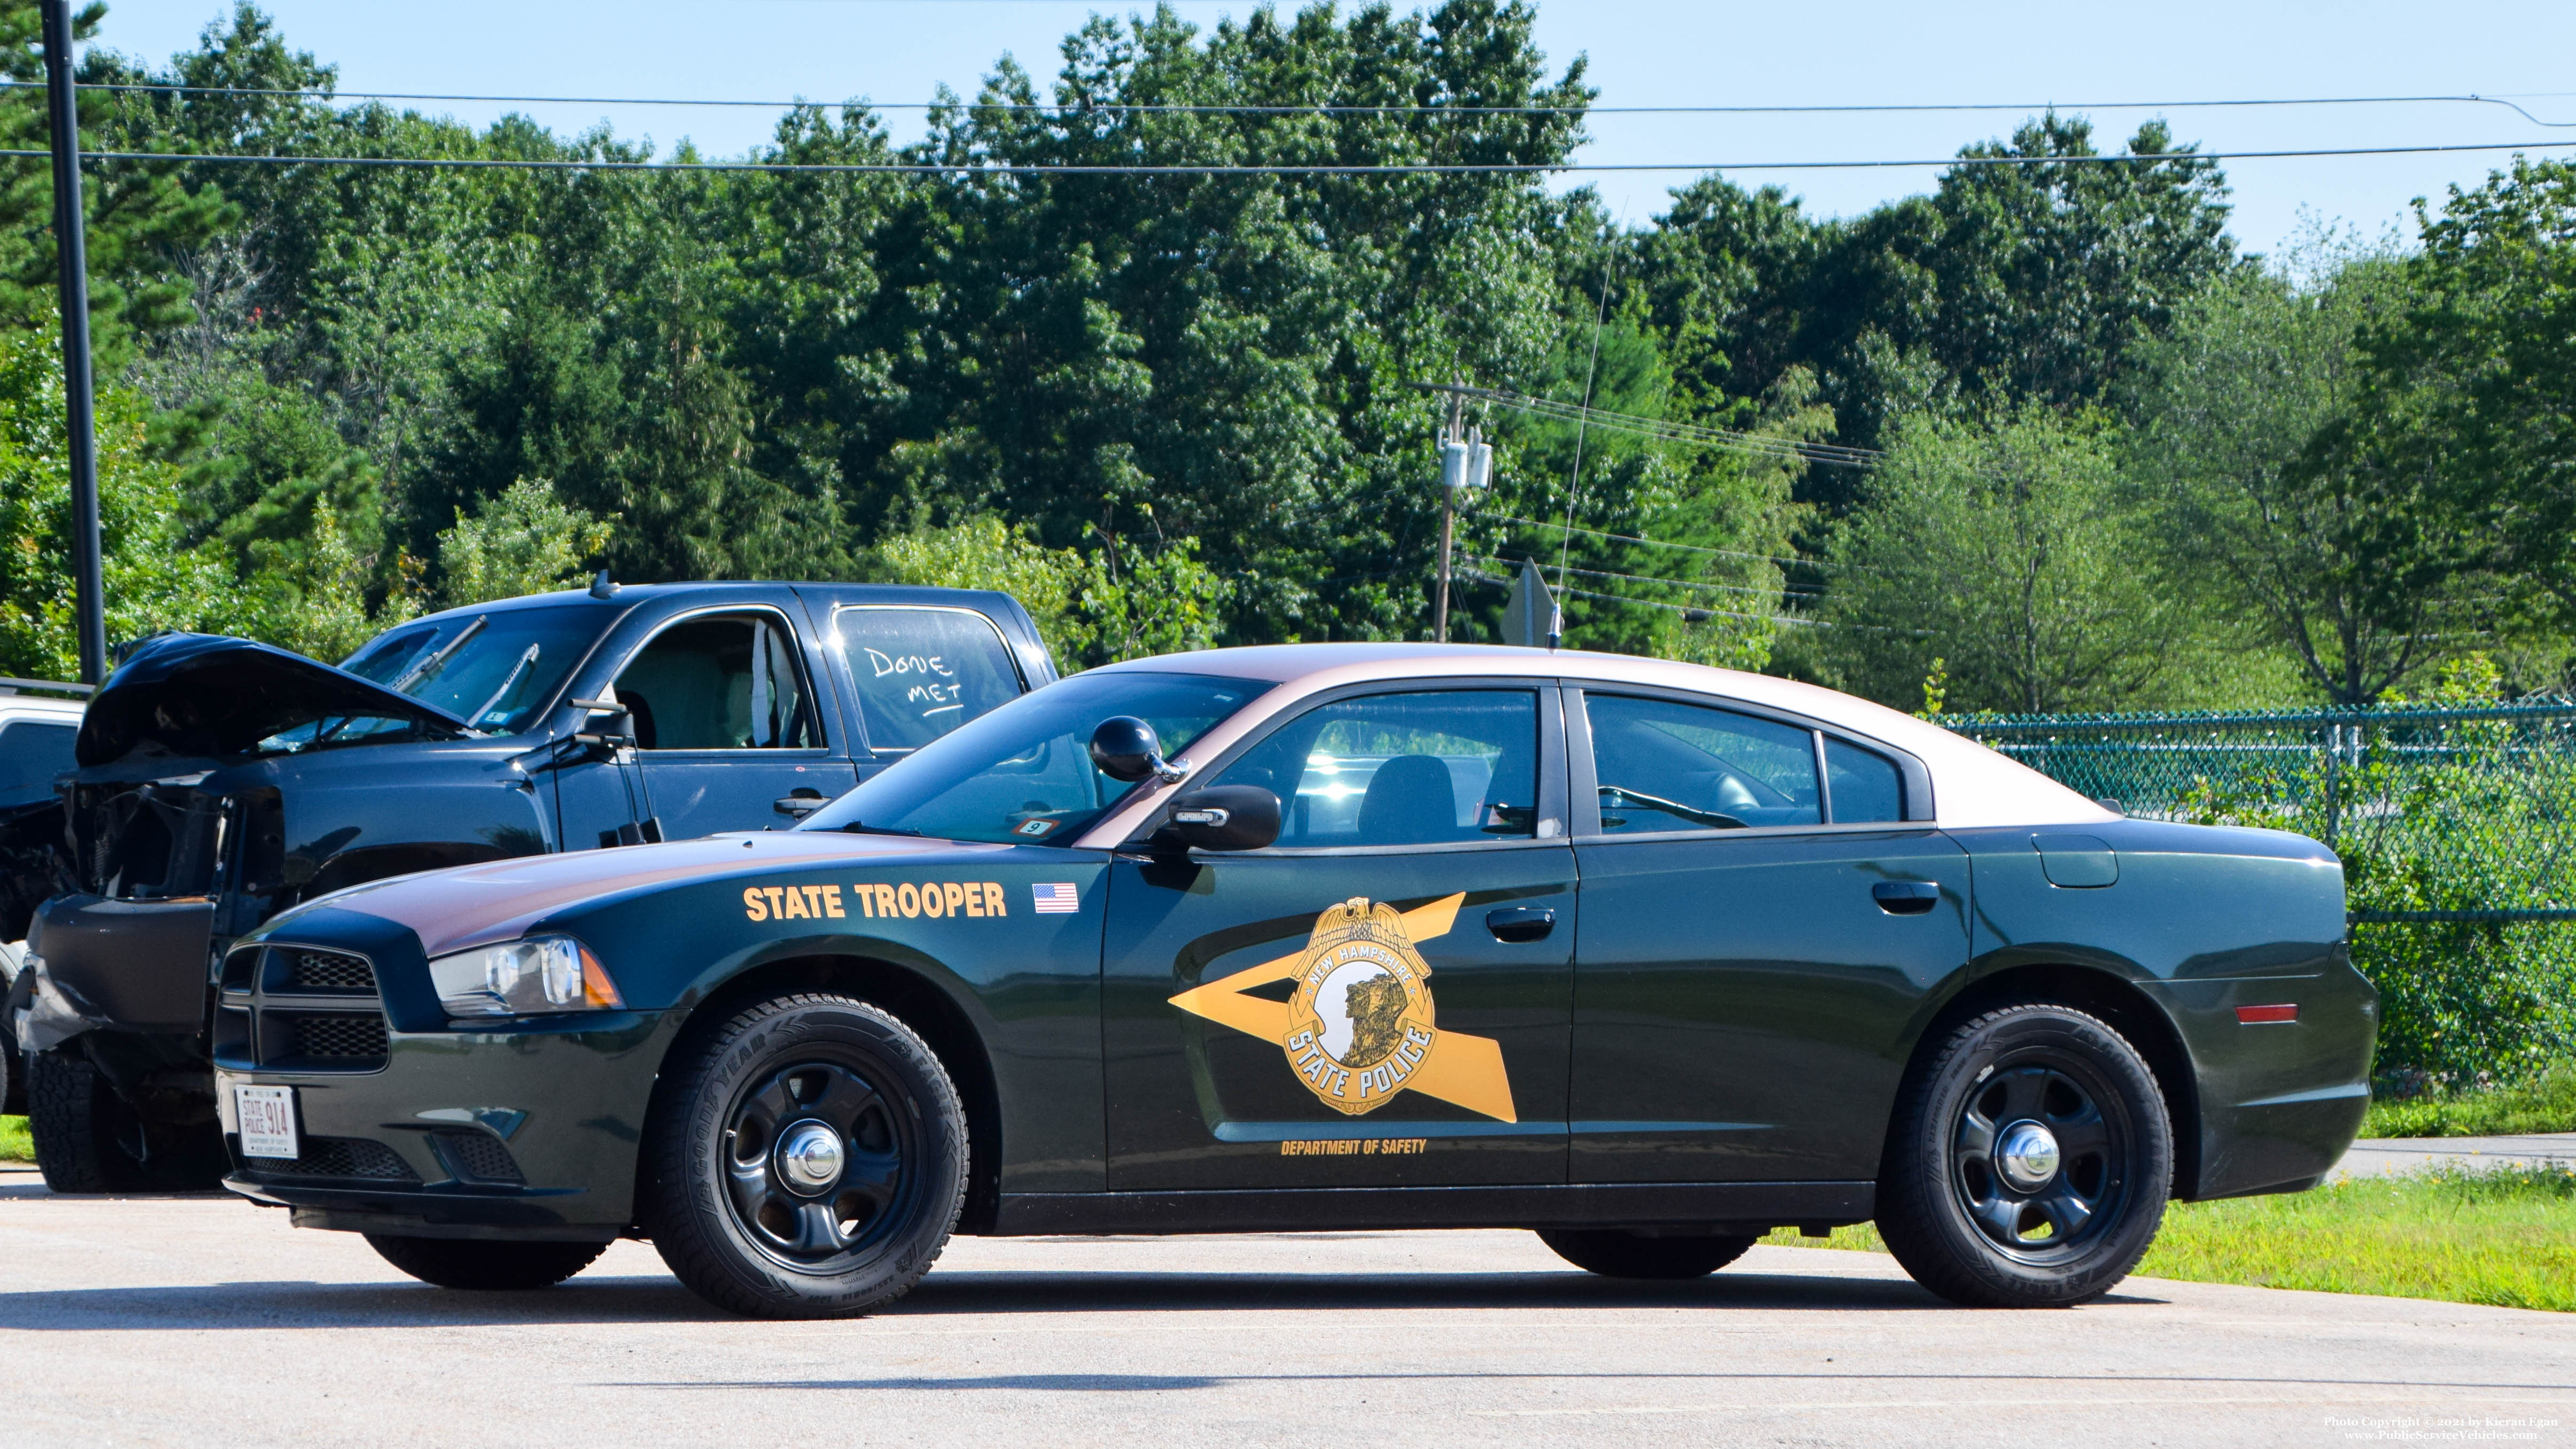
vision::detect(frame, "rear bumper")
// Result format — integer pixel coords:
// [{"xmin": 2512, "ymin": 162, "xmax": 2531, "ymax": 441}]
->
[
  {"xmin": 2148, "ymin": 947, "xmax": 2379, "ymax": 1200},
  {"xmin": 215, "ymin": 1009, "xmax": 675, "ymax": 1236}
]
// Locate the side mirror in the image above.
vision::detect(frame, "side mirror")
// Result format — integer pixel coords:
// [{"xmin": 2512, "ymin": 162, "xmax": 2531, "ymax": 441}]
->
[
  {"xmin": 566, "ymin": 697, "xmax": 634, "ymax": 756},
  {"xmin": 1162, "ymin": 785, "xmax": 1282, "ymax": 853},
  {"xmin": 1090, "ymin": 715, "xmax": 1188, "ymax": 784}
]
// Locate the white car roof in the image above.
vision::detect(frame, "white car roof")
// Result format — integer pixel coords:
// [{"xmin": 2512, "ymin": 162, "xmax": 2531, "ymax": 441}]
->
[{"xmin": 1081, "ymin": 643, "xmax": 2111, "ymax": 842}]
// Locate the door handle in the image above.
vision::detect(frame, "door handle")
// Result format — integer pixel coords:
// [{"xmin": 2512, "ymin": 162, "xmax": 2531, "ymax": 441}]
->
[
  {"xmin": 1873, "ymin": 881, "xmax": 1940, "ymax": 915},
  {"xmin": 774, "ymin": 789, "xmax": 827, "ymax": 818},
  {"xmin": 1486, "ymin": 906, "xmax": 1556, "ymax": 943}
]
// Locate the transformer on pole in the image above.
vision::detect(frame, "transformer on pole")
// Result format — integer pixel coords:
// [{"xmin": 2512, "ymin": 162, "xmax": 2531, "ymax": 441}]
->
[
  {"xmin": 1430, "ymin": 385, "xmax": 1489, "ymax": 644},
  {"xmin": 42, "ymin": 0, "xmax": 105, "ymax": 685}
]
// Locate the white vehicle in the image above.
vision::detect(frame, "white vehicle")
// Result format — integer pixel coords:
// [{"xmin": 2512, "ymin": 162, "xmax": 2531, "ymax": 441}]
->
[{"xmin": 0, "ymin": 679, "xmax": 87, "ymax": 1115}]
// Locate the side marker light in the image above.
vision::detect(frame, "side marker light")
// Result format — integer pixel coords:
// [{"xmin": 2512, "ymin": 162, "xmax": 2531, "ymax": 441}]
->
[{"xmin": 2236, "ymin": 1004, "xmax": 2298, "ymax": 1025}]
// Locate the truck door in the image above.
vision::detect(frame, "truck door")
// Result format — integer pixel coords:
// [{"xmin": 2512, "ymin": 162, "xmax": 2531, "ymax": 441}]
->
[{"xmin": 608, "ymin": 607, "xmax": 857, "ymax": 841}]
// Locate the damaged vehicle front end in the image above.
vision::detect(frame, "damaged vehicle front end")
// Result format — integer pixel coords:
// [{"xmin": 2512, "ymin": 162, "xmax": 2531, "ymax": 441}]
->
[
  {"xmin": 7, "ymin": 582, "xmax": 1058, "ymax": 1190},
  {"xmin": 13, "ymin": 632, "xmax": 502, "ymax": 1187}
]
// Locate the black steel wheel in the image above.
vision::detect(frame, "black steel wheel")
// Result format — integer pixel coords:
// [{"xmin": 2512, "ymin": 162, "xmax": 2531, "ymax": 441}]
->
[
  {"xmin": 366, "ymin": 1235, "xmax": 608, "ymax": 1290},
  {"xmin": 643, "ymin": 993, "xmax": 966, "ymax": 1319},
  {"xmin": 1537, "ymin": 1229, "xmax": 1758, "ymax": 1280},
  {"xmin": 719, "ymin": 1059, "xmax": 920, "ymax": 1270},
  {"xmin": 1877, "ymin": 1004, "xmax": 2172, "ymax": 1308}
]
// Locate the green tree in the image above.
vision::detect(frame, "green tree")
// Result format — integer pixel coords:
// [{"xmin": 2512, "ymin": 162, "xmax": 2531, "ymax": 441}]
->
[
  {"xmin": 436, "ymin": 476, "xmax": 613, "ymax": 607},
  {"xmin": 0, "ymin": 331, "xmax": 232, "ymax": 676},
  {"xmin": 1822, "ymin": 406, "xmax": 2181, "ymax": 712},
  {"xmin": 0, "ymin": 0, "xmax": 234, "ymax": 363},
  {"xmin": 2124, "ymin": 232, "xmax": 2455, "ymax": 704},
  {"xmin": 2338, "ymin": 158, "xmax": 2576, "ymax": 655}
]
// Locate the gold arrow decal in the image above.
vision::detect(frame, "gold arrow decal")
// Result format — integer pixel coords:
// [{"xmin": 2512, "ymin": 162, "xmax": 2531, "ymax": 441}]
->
[{"xmin": 1167, "ymin": 892, "xmax": 1516, "ymax": 1123}]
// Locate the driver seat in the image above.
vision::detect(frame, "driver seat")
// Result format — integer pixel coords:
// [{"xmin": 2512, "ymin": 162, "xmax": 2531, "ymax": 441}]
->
[{"xmin": 1356, "ymin": 754, "xmax": 1457, "ymax": 845}]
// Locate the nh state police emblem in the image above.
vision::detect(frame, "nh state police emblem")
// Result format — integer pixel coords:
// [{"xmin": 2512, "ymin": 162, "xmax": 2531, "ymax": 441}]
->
[
  {"xmin": 1284, "ymin": 898, "xmax": 1440, "ymax": 1114},
  {"xmin": 1166, "ymin": 892, "xmax": 1518, "ymax": 1123}
]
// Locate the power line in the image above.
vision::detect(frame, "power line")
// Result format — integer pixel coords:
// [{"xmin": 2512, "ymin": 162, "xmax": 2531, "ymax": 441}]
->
[
  {"xmin": 1424, "ymin": 381, "xmax": 1879, "ymax": 469},
  {"xmin": 14, "ymin": 79, "xmax": 2573, "ymax": 126},
  {"xmin": 8, "ymin": 138, "xmax": 2571, "ymax": 177},
  {"xmin": 1457, "ymin": 565, "xmax": 1813, "ymax": 628},
  {"xmin": 1461, "ymin": 552, "xmax": 1823, "ymax": 601},
  {"xmin": 1468, "ymin": 510, "xmax": 1853, "ymax": 572}
]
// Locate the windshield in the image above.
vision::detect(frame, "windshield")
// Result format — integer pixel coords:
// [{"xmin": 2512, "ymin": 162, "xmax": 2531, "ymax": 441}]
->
[
  {"xmin": 339, "ymin": 603, "xmax": 619, "ymax": 735},
  {"xmin": 799, "ymin": 671, "xmax": 1272, "ymax": 845}
]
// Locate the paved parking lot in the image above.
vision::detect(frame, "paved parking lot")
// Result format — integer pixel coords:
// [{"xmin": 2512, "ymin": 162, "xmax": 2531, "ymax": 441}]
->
[{"xmin": 3, "ymin": 1176, "xmax": 2573, "ymax": 1447}]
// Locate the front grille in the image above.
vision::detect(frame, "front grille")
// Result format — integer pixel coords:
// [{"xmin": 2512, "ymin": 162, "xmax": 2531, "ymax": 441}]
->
[
  {"xmin": 271, "ymin": 1013, "xmax": 389, "ymax": 1061},
  {"xmin": 432, "ymin": 1131, "xmax": 526, "ymax": 1185},
  {"xmin": 224, "ymin": 940, "xmax": 392, "ymax": 1074},
  {"xmin": 244, "ymin": 1135, "xmax": 419, "ymax": 1183},
  {"xmin": 285, "ymin": 949, "xmax": 375, "ymax": 993}
]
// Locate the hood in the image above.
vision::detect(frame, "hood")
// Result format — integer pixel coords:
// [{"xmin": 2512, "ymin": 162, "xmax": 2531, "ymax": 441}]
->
[
  {"xmin": 277, "ymin": 830, "xmax": 1013, "ymax": 959},
  {"xmin": 79, "ymin": 633, "xmax": 473, "ymax": 768}
]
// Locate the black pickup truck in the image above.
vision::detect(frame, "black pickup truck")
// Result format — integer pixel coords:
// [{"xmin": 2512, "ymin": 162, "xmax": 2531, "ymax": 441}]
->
[{"xmin": 5, "ymin": 579, "xmax": 1054, "ymax": 1190}]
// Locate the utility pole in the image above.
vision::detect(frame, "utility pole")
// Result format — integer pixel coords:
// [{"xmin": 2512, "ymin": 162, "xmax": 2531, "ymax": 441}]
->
[
  {"xmin": 1430, "ymin": 384, "xmax": 1489, "ymax": 643},
  {"xmin": 42, "ymin": 0, "xmax": 105, "ymax": 685}
]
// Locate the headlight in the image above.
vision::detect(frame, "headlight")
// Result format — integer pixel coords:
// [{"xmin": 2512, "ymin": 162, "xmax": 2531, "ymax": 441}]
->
[{"xmin": 428, "ymin": 935, "xmax": 624, "ymax": 1017}]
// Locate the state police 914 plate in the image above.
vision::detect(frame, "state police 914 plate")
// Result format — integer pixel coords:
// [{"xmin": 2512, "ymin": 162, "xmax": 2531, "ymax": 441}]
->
[{"xmin": 235, "ymin": 1084, "xmax": 299, "ymax": 1160}]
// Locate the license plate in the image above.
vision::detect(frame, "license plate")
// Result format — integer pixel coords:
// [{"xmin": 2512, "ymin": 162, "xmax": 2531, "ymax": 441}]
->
[{"xmin": 235, "ymin": 1085, "xmax": 299, "ymax": 1160}]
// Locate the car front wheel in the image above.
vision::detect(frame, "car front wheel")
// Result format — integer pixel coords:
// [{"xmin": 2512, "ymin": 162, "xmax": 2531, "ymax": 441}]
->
[
  {"xmin": 642, "ymin": 993, "xmax": 967, "ymax": 1319},
  {"xmin": 1876, "ymin": 1003, "xmax": 2172, "ymax": 1308}
]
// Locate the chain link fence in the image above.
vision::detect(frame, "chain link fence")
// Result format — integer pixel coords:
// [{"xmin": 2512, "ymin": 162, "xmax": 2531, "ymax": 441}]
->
[
  {"xmin": 1944, "ymin": 702, "xmax": 2576, "ymax": 924},
  {"xmin": 1944, "ymin": 702, "xmax": 2576, "ymax": 1080}
]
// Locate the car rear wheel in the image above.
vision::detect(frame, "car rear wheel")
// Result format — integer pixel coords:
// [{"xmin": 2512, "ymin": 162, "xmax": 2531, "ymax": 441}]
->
[
  {"xmin": 642, "ymin": 993, "xmax": 967, "ymax": 1319},
  {"xmin": 366, "ymin": 1235, "xmax": 609, "ymax": 1290},
  {"xmin": 1537, "ymin": 1229, "xmax": 1758, "ymax": 1280},
  {"xmin": 1876, "ymin": 1003, "xmax": 2172, "ymax": 1308}
]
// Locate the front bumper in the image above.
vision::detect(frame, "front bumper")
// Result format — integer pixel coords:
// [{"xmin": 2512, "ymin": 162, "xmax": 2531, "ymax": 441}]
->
[{"xmin": 217, "ymin": 1010, "xmax": 676, "ymax": 1239}]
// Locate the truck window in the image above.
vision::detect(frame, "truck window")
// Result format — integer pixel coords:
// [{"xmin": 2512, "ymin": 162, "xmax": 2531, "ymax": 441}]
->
[
  {"xmin": 0, "ymin": 719, "xmax": 76, "ymax": 804},
  {"xmin": 612, "ymin": 615, "xmax": 818, "ymax": 750},
  {"xmin": 834, "ymin": 606, "xmax": 1024, "ymax": 754}
]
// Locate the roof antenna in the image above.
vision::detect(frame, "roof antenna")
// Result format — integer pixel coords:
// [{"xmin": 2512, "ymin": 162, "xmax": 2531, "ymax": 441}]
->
[{"xmin": 588, "ymin": 569, "xmax": 620, "ymax": 599}]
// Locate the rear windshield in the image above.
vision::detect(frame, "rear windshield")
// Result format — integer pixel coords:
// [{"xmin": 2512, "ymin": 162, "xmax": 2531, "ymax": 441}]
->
[{"xmin": 340, "ymin": 603, "xmax": 618, "ymax": 735}]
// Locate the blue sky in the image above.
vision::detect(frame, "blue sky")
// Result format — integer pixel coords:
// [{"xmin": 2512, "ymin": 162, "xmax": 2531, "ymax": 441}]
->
[{"xmin": 87, "ymin": 1, "xmax": 2576, "ymax": 258}]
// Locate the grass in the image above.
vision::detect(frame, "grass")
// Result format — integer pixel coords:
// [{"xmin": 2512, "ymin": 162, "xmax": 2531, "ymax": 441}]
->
[
  {"xmin": 1764, "ymin": 1166, "xmax": 2576, "ymax": 1312},
  {"xmin": 2362, "ymin": 1061, "xmax": 2576, "ymax": 1138},
  {"xmin": 0, "ymin": 1114, "xmax": 28, "ymax": 1163}
]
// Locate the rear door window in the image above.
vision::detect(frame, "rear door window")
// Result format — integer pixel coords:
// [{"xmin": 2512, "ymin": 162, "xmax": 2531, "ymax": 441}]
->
[
  {"xmin": 1582, "ymin": 693, "xmax": 1821, "ymax": 832},
  {"xmin": 1824, "ymin": 737, "xmax": 1906, "ymax": 823},
  {"xmin": 834, "ymin": 606, "xmax": 1025, "ymax": 754}
]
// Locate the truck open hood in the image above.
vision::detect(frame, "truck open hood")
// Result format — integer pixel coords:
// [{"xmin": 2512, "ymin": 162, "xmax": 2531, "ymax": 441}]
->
[{"xmin": 78, "ymin": 633, "xmax": 474, "ymax": 766}]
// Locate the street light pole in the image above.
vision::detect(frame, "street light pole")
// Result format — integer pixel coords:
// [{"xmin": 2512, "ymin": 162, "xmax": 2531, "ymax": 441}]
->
[{"xmin": 41, "ymin": 0, "xmax": 105, "ymax": 685}]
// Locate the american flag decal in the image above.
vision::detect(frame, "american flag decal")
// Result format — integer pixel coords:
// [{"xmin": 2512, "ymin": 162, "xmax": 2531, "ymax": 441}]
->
[{"xmin": 1032, "ymin": 882, "xmax": 1081, "ymax": 914}]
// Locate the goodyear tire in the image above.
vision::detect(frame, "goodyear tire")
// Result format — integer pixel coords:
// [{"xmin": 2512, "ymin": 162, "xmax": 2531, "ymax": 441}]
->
[
  {"xmin": 643, "ymin": 993, "xmax": 966, "ymax": 1319},
  {"xmin": 366, "ymin": 1235, "xmax": 609, "ymax": 1290},
  {"xmin": 1876, "ymin": 1004, "xmax": 2172, "ymax": 1308},
  {"xmin": 1537, "ymin": 1229, "xmax": 1757, "ymax": 1280}
]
